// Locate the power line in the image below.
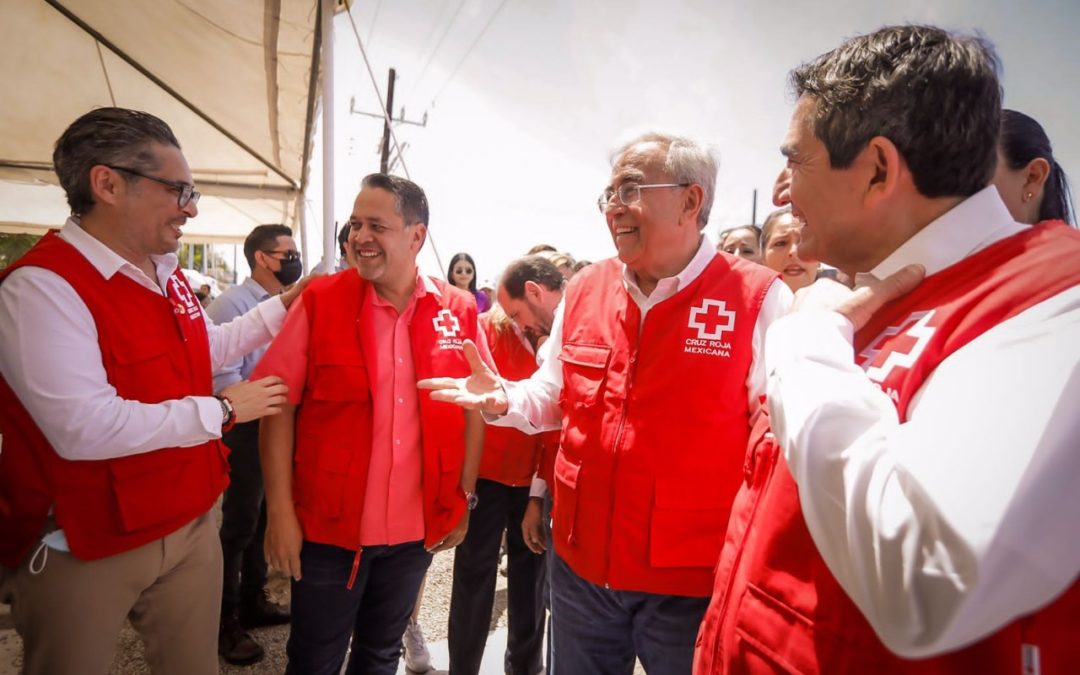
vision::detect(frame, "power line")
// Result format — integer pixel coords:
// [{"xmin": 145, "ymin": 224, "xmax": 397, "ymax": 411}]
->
[
  {"xmin": 406, "ymin": 0, "xmax": 468, "ymax": 103},
  {"xmin": 364, "ymin": 0, "xmax": 383, "ymax": 47},
  {"xmin": 342, "ymin": 3, "xmax": 446, "ymax": 272},
  {"xmin": 430, "ymin": 0, "xmax": 511, "ymax": 106}
]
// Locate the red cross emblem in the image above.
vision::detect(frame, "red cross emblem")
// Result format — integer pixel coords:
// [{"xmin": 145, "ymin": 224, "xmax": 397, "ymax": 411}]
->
[
  {"xmin": 688, "ymin": 299, "xmax": 736, "ymax": 340},
  {"xmin": 433, "ymin": 309, "xmax": 461, "ymax": 338},
  {"xmin": 858, "ymin": 310, "xmax": 937, "ymax": 382}
]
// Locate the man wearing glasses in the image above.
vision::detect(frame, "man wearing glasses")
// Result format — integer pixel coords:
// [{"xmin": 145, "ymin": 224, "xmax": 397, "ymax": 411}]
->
[
  {"xmin": 0, "ymin": 107, "xmax": 302, "ymax": 675},
  {"xmin": 206, "ymin": 224, "xmax": 303, "ymax": 666},
  {"xmin": 420, "ymin": 132, "xmax": 790, "ymax": 673}
]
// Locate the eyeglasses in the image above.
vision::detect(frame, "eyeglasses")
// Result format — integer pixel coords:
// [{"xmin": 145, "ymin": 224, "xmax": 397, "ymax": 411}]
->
[
  {"xmin": 106, "ymin": 165, "xmax": 201, "ymax": 209},
  {"xmin": 262, "ymin": 249, "xmax": 301, "ymax": 262},
  {"xmin": 597, "ymin": 182, "xmax": 690, "ymax": 213}
]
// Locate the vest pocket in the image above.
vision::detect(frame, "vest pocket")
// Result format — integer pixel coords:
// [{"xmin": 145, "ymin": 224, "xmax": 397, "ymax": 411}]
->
[
  {"xmin": 552, "ymin": 452, "xmax": 581, "ymax": 545},
  {"xmin": 310, "ymin": 363, "xmax": 370, "ymax": 401},
  {"xmin": 109, "ymin": 449, "xmax": 209, "ymax": 532},
  {"xmin": 110, "ymin": 345, "xmax": 182, "ymax": 401},
  {"xmin": 558, "ymin": 343, "xmax": 611, "ymax": 407},
  {"xmin": 294, "ymin": 440, "xmax": 353, "ymax": 518},
  {"xmin": 649, "ymin": 479, "xmax": 727, "ymax": 568}
]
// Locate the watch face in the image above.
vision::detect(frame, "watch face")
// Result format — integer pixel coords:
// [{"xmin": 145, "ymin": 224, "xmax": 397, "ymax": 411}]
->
[{"xmin": 466, "ymin": 492, "xmax": 479, "ymax": 510}]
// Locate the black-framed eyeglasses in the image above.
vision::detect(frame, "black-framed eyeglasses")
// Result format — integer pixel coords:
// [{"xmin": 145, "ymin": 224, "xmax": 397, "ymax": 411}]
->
[
  {"xmin": 597, "ymin": 182, "xmax": 690, "ymax": 214},
  {"xmin": 106, "ymin": 165, "xmax": 201, "ymax": 209},
  {"xmin": 262, "ymin": 249, "xmax": 301, "ymax": 262}
]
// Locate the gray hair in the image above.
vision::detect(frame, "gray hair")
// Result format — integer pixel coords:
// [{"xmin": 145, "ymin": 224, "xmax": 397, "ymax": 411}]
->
[{"xmin": 611, "ymin": 132, "xmax": 718, "ymax": 229}]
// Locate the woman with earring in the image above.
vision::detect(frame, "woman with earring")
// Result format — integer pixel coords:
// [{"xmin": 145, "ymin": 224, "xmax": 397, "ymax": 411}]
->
[{"xmin": 993, "ymin": 109, "xmax": 1074, "ymax": 225}]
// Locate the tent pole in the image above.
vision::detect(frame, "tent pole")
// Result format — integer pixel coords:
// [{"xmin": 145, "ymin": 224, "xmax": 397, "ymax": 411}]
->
[{"xmin": 320, "ymin": 0, "xmax": 336, "ymax": 272}]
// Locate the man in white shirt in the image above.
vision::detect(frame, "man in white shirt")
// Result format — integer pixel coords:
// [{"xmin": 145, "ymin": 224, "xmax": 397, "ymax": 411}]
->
[
  {"xmin": 0, "ymin": 107, "xmax": 302, "ymax": 675},
  {"xmin": 421, "ymin": 132, "xmax": 790, "ymax": 674},
  {"xmin": 694, "ymin": 25, "xmax": 1080, "ymax": 674}
]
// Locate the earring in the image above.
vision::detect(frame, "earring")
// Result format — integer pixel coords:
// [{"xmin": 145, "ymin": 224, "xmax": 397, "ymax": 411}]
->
[{"xmin": 1024, "ymin": 192, "xmax": 1034, "ymax": 202}]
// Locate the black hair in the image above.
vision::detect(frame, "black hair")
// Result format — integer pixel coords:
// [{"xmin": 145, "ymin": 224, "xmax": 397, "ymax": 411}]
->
[
  {"xmin": 447, "ymin": 252, "xmax": 478, "ymax": 293},
  {"xmin": 501, "ymin": 256, "xmax": 566, "ymax": 299},
  {"xmin": 53, "ymin": 107, "xmax": 181, "ymax": 216},
  {"xmin": 1000, "ymin": 109, "xmax": 1074, "ymax": 224},
  {"xmin": 243, "ymin": 224, "xmax": 294, "ymax": 268}
]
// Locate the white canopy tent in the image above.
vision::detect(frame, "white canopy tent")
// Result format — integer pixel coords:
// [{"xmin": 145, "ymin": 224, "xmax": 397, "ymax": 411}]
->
[{"xmin": 0, "ymin": 0, "xmax": 325, "ymax": 249}]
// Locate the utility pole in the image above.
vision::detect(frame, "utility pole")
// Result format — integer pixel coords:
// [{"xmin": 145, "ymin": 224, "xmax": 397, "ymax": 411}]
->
[
  {"xmin": 380, "ymin": 68, "xmax": 396, "ymax": 173},
  {"xmin": 751, "ymin": 188, "xmax": 758, "ymax": 224},
  {"xmin": 349, "ymin": 68, "xmax": 428, "ymax": 173}
]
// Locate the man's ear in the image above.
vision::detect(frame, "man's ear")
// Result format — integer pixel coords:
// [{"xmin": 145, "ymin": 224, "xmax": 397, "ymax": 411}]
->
[
  {"xmin": 682, "ymin": 183, "xmax": 705, "ymax": 227},
  {"xmin": 411, "ymin": 222, "xmax": 428, "ymax": 251},
  {"xmin": 862, "ymin": 136, "xmax": 904, "ymax": 209},
  {"xmin": 88, "ymin": 165, "xmax": 123, "ymax": 208},
  {"xmin": 523, "ymin": 279, "xmax": 542, "ymax": 302}
]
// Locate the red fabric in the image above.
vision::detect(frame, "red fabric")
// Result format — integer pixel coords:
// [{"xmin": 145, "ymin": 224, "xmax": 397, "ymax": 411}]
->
[
  {"xmin": 554, "ymin": 255, "xmax": 776, "ymax": 596},
  {"xmin": 287, "ymin": 271, "xmax": 476, "ymax": 552},
  {"xmin": 536, "ymin": 430, "xmax": 560, "ymax": 489},
  {"xmin": 695, "ymin": 221, "xmax": 1080, "ymax": 674},
  {"xmin": 478, "ymin": 312, "xmax": 543, "ymax": 486},
  {"xmin": 0, "ymin": 231, "xmax": 227, "ymax": 565}
]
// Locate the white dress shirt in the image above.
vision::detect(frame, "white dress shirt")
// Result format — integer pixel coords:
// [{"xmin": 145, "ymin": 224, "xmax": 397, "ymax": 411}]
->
[
  {"xmin": 496, "ymin": 234, "xmax": 792, "ymax": 496},
  {"xmin": 0, "ymin": 218, "xmax": 286, "ymax": 463},
  {"xmin": 765, "ymin": 186, "xmax": 1080, "ymax": 658}
]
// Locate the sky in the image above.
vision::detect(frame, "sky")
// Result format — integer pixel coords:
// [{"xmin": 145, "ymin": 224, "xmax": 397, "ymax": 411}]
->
[{"xmin": 296, "ymin": 0, "xmax": 1080, "ymax": 285}]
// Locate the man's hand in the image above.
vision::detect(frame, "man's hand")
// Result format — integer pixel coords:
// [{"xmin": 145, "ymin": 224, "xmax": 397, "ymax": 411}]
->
[
  {"xmin": 280, "ymin": 273, "xmax": 320, "ymax": 309},
  {"xmin": 417, "ymin": 340, "xmax": 508, "ymax": 415},
  {"xmin": 428, "ymin": 510, "xmax": 469, "ymax": 553},
  {"xmin": 264, "ymin": 507, "xmax": 303, "ymax": 580},
  {"xmin": 220, "ymin": 376, "xmax": 289, "ymax": 423},
  {"xmin": 521, "ymin": 497, "xmax": 548, "ymax": 554},
  {"xmin": 792, "ymin": 264, "xmax": 925, "ymax": 331}
]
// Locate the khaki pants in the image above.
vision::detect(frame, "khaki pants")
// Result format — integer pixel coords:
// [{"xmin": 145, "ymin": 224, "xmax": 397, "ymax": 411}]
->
[{"xmin": 10, "ymin": 511, "xmax": 222, "ymax": 675}]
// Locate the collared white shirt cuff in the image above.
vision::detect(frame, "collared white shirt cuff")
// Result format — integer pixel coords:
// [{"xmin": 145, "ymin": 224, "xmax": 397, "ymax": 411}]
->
[{"xmin": 196, "ymin": 396, "xmax": 225, "ymax": 437}]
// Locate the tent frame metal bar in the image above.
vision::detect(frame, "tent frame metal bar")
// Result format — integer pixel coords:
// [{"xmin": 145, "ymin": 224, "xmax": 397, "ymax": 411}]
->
[{"xmin": 43, "ymin": 0, "xmax": 300, "ymax": 190}]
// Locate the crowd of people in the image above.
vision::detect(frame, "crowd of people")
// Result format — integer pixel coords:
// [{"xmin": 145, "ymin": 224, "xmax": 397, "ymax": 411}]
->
[{"xmin": 1, "ymin": 22, "xmax": 1078, "ymax": 675}]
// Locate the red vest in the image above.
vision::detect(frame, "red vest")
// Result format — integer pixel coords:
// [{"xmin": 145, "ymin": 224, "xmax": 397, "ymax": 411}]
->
[
  {"xmin": 0, "ymin": 231, "xmax": 228, "ymax": 566},
  {"xmin": 695, "ymin": 222, "xmax": 1080, "ymax": 674},
  {"xmin": 536, "ymin": 430, "xmax": 560, "ymax": 489},
  {"xmin": 554, "ymin": 254, "xmax": 776, "ymax": 596},
  {"xmin": 291, "ymin": 271, "xmax": 475, "ymax": 552},
  {"xmin": 478, "ymin": 313, "xmax": 543, "ymax": 486}
]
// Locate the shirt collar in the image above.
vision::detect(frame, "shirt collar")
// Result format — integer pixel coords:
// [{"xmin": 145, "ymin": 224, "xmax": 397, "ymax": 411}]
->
[
  {"xmin": 58, "ymin": 217, "xmax": 179, "ymax": 292},
  {"xmin": 242, "ymin": 275, "xmax": 272, "ymax": 301},
  {"xmin": 622, "ymin": 233, "xmax": 717, "ymax": 296},
  {"xmin": 859, "ymin": 186, "xmax": 1027, "ymax": 286}
]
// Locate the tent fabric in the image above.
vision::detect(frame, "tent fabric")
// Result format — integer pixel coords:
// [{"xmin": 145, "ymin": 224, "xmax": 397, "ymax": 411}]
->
[{"xmin": 0, "ymin": 0, "xmax": 320, "ymax": 244}]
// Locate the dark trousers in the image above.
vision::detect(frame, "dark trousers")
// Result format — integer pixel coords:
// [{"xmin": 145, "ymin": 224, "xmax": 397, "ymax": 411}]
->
[
  {"xmin": 286, "ymin": 540, "xmax": 432, "ymax": 675},
  {"xmin": 549, "ymin": 554, "xmax": 708, "ymax": 675},
  {"xmin": 219, "ymin": 420, "xmax": 268, "ymax": 618},
  {"xmin": 448, "ymin": 479, "xmax": 546, "ymax": 675}
]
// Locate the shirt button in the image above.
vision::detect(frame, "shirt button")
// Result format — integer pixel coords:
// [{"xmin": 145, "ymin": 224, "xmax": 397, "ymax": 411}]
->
[
  {"xmin": 397, "ymin": 397, "xmax": 404, "ymax": 404},
  {"xmin": 395, "ymin": 439, "xmax": 401, "ymax": 446},
  {"xmin": 397, "ymin": 357, "xmax": 404, "ymax": 364}
]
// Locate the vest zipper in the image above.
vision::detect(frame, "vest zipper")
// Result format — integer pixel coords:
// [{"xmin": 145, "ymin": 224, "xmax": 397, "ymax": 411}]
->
[{"xmin": 605, "ymin": 346, "xmax": 640, "ymax": 587}]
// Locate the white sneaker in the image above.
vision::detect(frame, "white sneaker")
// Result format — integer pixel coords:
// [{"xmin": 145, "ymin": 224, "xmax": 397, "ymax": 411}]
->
[{"xmin": 402, "ymin": 620, "xmax": 432, "ymax": 672}]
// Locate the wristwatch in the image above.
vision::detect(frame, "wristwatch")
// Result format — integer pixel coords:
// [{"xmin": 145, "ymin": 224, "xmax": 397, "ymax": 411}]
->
[
  {"xmin": 464, "ymin": 490, "xmax": 479, "ymax": 511},
  {"xmin": 215, "ymin": 395, "xmax": 236, "ymax": 433}
]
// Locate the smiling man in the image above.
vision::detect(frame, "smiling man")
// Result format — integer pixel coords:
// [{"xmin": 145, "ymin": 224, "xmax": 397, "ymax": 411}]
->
[
  {"xmin": 255, "ymin": 173, "xmax": 487, "ymax": 675},
  {"xmin": 420, "ymin": 132, "xmax": 789, "ymax": 674},
  {"xmin": 694, "ymin": 25, "xmax": 1080, "ymax": 674},
  {"xmin": 0, "ymin": 107, "xmax": 297, "ymax": 675}
]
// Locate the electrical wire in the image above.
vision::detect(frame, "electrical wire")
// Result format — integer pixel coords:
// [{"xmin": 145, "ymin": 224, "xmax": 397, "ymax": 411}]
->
[
  {"xmin": 430, "ymin": 0, "xmax": 510, "ymax": 106},
  {"xmin": 405, "ymin": 0, "xmax": 467, "ymax": 103},
  {"xmin": 342, "ymin": 2, "xmax": 446, "ymax": 272}
]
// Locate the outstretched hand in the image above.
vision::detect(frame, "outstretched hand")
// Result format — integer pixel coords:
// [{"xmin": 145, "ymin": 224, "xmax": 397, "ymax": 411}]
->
[
  {"xmin": 793, "ymin": 264, "xmax": 925, "ymax": 331},
  {"xmin": 417, "ymin": 339, "xmax": 509, "ymax": 415}
]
